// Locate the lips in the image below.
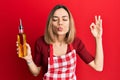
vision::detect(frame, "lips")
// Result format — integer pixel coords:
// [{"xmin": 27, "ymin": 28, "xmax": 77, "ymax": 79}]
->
[{"xmin": 57, "ymin": 27, "xmax": 63, "ymax": 31}]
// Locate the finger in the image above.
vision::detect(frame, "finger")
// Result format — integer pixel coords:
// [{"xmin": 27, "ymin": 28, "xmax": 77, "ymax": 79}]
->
[
  {"xmin": 16, "ymin": 43, "xmax": 18, "ymax": 47},
  {"xmin": 98, "ymin": 15, "xmax": 101, "ymax": 21},
  {"xmin": 95, "ymin": 16, "xmax": 97, "ymax": 24},
  {"xmin": 26, "ymin": 43, "xmax": 31, "ymax": 50},
  {"xmin": 16, "ymin": 47, "xmax": 19, "ymax": 54},
  {"xmin": 95, "ymin": 15, "xmax": 101, "ymax": 26},
  {"xmin": 17, "ymin": 52, "xmax": 19, "ymax": 54},
  {"xmin": 25, "ymin": 43, "xmax": 31, "ymax": 55},
  {"xmin": 90, "ymin": 23, "xmax": 96, "ymax": 30},
  {"xmin": 98, "ymin": 15, "xmax": 101, "ymax": 25},
  {"xmin": 16, "ymin": 48, "xmax": 19, "ymax": 51},
  {"xmin": 100, "ymin": 19, "xmax": 102, "ymax": 28},
  {"xmin": 16, "ymin": 41, "xmax": 18, "ymax": 46}
]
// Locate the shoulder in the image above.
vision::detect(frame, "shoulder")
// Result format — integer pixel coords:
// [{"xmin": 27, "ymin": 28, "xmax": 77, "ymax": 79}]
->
[
  {"xmin": 72, "ymin": 37, "xmax": 82, "ymax": 45},
  {"xmin": 35, "ymin": 35, "xmax": 49, "ymax": 46},
  {"xmin": 72, "ymin": 37, "xmax": 84, "ymax": 49}
]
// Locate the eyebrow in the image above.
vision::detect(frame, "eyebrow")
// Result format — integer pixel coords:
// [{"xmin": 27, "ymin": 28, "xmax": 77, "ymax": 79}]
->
[{"xmin": 52, "ymin": 16, "xmax": 68, "ymax": 18}]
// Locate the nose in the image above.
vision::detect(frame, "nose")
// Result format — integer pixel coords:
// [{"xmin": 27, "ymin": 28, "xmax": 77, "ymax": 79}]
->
[{"xmin": 58, "ymin": 19, "xmax": 63, "ymax": 25}]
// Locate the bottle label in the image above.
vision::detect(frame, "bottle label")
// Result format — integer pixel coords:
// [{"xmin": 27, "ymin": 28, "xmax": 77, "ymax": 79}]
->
[{"xmin": 17, "ymin": 33, "xmax": 27, "ymax": 57}]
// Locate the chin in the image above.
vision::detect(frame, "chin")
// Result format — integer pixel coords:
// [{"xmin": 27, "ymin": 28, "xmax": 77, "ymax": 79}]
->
[{"xmin": 57, "ymin": 33, "xmax": 66, "ymax": 36}]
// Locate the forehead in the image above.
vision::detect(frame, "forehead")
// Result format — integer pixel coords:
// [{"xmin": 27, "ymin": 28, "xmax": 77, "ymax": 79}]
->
[{"xmin": 53, "ymin": 8, "xmax": 69, "ymax": 17}]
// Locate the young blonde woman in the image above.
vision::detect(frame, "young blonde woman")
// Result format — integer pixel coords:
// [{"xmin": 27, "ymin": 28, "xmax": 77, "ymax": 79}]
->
[{"xmin": 17, "ymin": 4, "xmax": 104, "ymax": 80}]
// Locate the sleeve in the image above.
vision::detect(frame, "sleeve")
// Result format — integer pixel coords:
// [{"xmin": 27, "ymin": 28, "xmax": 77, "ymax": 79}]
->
[
  {"xmin": 74, "ymin": 37, "xmax": 94, "ymax": 64},
  {"xmin": 33, "ymin": 38, "xmax": 43, "ymax": 67}
]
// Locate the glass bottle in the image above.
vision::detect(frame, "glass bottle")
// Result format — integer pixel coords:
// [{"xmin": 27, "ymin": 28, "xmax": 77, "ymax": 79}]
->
[{"xmin": 17, "ymin": 19, "xmax": 27, "ymax": 57}]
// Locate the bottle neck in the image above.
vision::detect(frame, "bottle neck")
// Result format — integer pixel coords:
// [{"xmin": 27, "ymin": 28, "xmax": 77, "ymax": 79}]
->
[{"xmin": 19, "ymin": 29, "xmax": 24, "ymax": 33}]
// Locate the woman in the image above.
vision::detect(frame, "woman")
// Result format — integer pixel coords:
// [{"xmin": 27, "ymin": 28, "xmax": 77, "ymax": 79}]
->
[{"xmin": 17, "ymin": 4, "xmax": 103, "ymax": 80}]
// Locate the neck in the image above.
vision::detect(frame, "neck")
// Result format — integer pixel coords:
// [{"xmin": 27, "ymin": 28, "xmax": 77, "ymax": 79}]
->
[
  {"xmin": 57, "ymin": 35, "xmax": 66, "ymax": 41},
  {"xmin": 54, "ymin": 35, "xmax": 66, "ymax": 46}
]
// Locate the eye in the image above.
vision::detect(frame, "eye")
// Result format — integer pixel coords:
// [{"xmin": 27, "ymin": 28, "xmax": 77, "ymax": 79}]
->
[
  {"xmin": 52, "ymin": 18, "xmax": 58, "ymax": 21},
  {"xmin": 63, "ymin": 19, "xmax": 68, "ymax": 21}
]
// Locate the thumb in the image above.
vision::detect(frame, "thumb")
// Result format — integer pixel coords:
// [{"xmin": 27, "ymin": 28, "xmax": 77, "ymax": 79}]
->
[
  {"xmin": 26, "ymin": 43, "xmax": 31, "ymax": 50},
  {"xmin": 90, "ymin": 23, "xmax": 95, "ymax": 31},
  {"xmin": 25, "ymin": 43, "xmax": 31, "ymax": 55}
]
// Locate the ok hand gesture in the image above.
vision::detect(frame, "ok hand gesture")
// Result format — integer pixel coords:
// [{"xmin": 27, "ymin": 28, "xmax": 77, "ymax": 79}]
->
[{"xmin": 90, "ymin": 16, "xmax": 103, "ymax": 39}]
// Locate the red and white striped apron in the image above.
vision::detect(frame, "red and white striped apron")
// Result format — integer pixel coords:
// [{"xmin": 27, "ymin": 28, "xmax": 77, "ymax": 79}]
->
[{"xmin": 43, "ymin": 44, "xmax": 77, "ymax": 80}]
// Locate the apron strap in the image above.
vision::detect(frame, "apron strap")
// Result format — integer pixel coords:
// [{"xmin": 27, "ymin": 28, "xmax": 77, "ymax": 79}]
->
[
  {"xmin": 50, "ymin": 44, "xmax": 53, "ymax": 65},
  {"xmin": 69, "ymin": 44, "xmax": 73, "ymax": 50}
]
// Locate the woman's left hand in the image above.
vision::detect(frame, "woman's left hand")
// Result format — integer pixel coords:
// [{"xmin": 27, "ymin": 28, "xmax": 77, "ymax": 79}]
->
[{"xmin": 90, "ymin": 16, "xmax": 103, "ymax": 39}]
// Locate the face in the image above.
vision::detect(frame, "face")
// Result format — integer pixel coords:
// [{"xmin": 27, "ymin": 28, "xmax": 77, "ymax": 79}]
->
[{"xmin": 52, "ymin": 8, "xmax": 70, "ymax": 36}]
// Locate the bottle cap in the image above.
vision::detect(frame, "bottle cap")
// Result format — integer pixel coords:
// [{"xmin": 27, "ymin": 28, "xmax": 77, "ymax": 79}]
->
[{"xmin": 19, "ymin": 19, "xmax": 23, "ymax": 29}]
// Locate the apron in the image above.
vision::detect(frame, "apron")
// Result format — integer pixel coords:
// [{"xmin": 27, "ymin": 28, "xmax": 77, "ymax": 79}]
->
[{"xmin": 43, "ymin": 44, "xmax": 77, "ymax": 80}]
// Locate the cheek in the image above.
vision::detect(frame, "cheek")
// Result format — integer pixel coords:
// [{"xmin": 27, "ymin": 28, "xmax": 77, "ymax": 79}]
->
[
  {"xmin": 64, "ymin": 22, "xmax": 69, "ymax": 30},
  {"xmin": 52, "ymin": 23, "xmax": 57, "ymax": 32},
  {"xmin": 52, "ymin": 26, "xmax": 57, "ymax": 34},
  {"xmin": 52, "ymin": 22, "xmax": 57, "ymax": 27},
  {"xmin": 65, "ymin": 26, "xmax": 69, "ymax": 32}
]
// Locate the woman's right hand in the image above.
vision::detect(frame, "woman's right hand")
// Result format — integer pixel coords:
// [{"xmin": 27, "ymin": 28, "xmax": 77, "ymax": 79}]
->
[
  {"xmin": 16, "ymin": 42, "xmax": 33, "ymax": 62},
  {"xmin": 16, "ymin": 42, "xmax": 41, "ymax": 76}
]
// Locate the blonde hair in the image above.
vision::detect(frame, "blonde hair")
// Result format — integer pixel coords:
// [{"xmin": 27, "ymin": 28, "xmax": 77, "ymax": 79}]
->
[{"xmin": 44, "ymin": 5, "xmax": 76, "ymax": 44}]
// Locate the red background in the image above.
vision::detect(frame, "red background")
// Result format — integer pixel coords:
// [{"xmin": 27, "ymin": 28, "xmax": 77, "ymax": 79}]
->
[{"xmin": 0, "ymin": 0, "xmax": 120, "ymax": 80}]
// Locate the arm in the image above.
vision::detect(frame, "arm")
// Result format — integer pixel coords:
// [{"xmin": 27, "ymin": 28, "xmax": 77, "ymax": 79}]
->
[
  {"xmin": 88, "ymin": 16, "xmax": 104, "ymax": 71},
  {"xmin": 26, "ymin": 59, "xmax": 41, "ymax": 76},
  {"xmin": 19, "ymin": 43, "xmax": 41, "ymax": 76}
]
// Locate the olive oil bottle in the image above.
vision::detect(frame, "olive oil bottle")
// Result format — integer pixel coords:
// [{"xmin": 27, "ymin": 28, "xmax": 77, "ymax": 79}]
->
[{"xmin": 17, "ymin": 19, "xmax": 27, "ymax": 57}]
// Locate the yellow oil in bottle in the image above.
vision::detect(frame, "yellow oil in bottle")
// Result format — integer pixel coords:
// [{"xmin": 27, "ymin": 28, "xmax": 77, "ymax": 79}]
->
[{"xmin": 17, "ymin": 19, "xmax": 27, "ymax": 57}]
